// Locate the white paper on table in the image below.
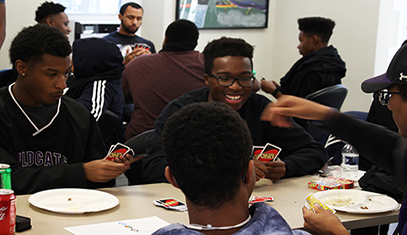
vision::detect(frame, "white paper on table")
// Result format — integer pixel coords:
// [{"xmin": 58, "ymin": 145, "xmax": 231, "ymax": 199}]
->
[{"xmin": 64, "ymin": 216, "xmax": 170, "ymax": 235}]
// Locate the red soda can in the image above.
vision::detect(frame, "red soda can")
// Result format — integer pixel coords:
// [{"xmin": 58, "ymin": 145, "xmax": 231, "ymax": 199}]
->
[{"xmin": 0, "ymin": 189, "xmax": 15, "ymax": 235}]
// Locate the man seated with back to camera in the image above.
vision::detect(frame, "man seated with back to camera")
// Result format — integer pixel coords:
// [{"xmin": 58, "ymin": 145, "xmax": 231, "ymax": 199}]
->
[
  {"xmin": 65, "ymin": 37, "xmax": 125, "ymax": 148},
  {"xmin": 0, "ymin": 24, "xmax": 134, "ymax": 195},
  {"xmin": 153, "ymin": 102, "xmax": 311, "ymax": 235},
  {"xmin": 141, "ymin": 37, "xmax": 329, "ymax": 184},
  {"xmin": 122, "ymin": 19, "xmax": 206, "ymax": 140}
]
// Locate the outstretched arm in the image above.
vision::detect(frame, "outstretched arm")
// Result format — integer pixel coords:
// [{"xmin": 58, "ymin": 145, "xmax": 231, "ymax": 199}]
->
[
  {"xmin": 261, "ymin": 95, "xmax": 407, "ymax": 189},
  {"xmin": 260, "ymin": 95, "xmax": 335, "ymax": 127}
]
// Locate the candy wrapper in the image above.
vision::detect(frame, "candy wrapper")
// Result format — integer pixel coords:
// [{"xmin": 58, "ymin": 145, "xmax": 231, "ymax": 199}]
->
[
  {"xmin": 305, "ymin": 193, "xmax": 335, "ymax": 213},
  {"xmin": 153, "ymin": 198, "xmax": 187, "ymax": 212},
  {"xmin": 308, "ymin": 177, "xmax": 354, "ymax": 191}
]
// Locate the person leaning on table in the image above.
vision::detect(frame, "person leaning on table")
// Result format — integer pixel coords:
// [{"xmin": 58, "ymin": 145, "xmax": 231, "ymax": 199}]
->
[
  {"xmin": 153, "ymin": 102, "xmax": 311, "ymax": 235},
  {"xmin": 260, "ymin": 43, "xmax": 407, "ymax": 235},
  {"xmin": 0, "ymin": 24, "xmax": 135, "ymax": 195}
]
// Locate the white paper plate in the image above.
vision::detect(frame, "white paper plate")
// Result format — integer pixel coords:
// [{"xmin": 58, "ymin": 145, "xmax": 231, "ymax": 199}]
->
[
  {"xmin": 29, "ymin": 188, "xmax": 119, "ymax": 214},
  {"xmin": 314, "ymin": 190, "xmax": 399, "ymax": 214}
]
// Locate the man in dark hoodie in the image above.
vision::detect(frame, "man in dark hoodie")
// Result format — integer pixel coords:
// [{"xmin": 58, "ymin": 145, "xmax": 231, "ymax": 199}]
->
[
  {"xmin": 261, "ymin": 17, "xmax": 346, "ymax": 98},
  {"xmin": 66, "ymin": 37, "xmax": 125, "ymax": 146}
]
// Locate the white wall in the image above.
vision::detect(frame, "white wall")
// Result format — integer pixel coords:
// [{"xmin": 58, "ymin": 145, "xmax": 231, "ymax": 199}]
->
[
  {"xmin": 269, "ymin": 0, "xmax": 380, "ymax": 112},
  {"xmin": 0, "ymin": 0, "xmax": 46, "ymax": 68},
  {"xmin": 0, "ymin": 0, "xmax": 399, "ymax": 112}
]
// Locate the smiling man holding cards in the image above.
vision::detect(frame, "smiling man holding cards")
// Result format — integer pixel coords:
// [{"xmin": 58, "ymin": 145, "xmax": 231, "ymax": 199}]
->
[{"xmin": 142, "ymin": 37, "xmax": 329, "ymax": 184}]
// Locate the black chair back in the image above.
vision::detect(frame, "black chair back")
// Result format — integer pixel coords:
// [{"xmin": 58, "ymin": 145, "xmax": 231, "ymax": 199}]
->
[
  {"xmin": 305, "ymin": 84, "xmax": 348, "ymax": 110},
  {"xmin": 304, "ymin": 84, "xmax": 348, "ymax": 141}
]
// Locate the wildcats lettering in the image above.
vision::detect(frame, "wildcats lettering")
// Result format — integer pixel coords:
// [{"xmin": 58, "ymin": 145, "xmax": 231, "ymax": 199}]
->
[{"xmin": 18, "ymin": 151, "xmax": 68, "ymax": 167}]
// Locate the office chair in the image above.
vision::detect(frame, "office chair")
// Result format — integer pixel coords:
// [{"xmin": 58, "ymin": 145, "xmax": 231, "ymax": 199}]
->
[
  {"xmin": 304, "ymin": 84, "xmax": 348, "ymax": 142},
  {"xmin": 124, "ymin": 129, "xmax": 155, "ymax": 185},
  {"xmin": 305, "ymin": 84, "xmax": 348, "ymax": 110}
]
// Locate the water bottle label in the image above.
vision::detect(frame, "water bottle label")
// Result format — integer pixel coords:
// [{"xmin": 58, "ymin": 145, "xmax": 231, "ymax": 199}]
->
[{"xmin": 344, "ymin": 155, "xmax": 359, "ymax": 166}]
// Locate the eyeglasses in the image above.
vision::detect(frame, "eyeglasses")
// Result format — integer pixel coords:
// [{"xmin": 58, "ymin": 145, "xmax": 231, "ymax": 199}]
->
[
  {"xmin": 208, "ymin": 73, "xmax": 255, "ymax": 87},
  {"xmin": 378, "ymin": 89, "xmax": 402, "ymax": 106}
]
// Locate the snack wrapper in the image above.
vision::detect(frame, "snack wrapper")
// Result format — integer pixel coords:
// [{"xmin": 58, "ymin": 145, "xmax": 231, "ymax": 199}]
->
[
  {"xmin": 305, "ymin": 193, "xmax": 335, "ymax": 213},
  {"xmin": 308, "ymin": 177, "xmax": 354, "ymax": 191}
]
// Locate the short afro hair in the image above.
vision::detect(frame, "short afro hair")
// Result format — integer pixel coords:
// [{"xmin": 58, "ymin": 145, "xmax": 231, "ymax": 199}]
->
[
  {"xmin": 202, "ymin": 37, "xmax": 254, "ymax": 75},
  {"xmin": 120, "ymin": 2, "xmax": 143, "ymax": 15},
  {"xmin": 35, "ymin": 1, "xmax": 66, "ymax": 23},
  {"xmin": 298, "ymin": 17, "xmax": 335, "ymax": 44},
  {"xmin": 9, "ymin": 24, "xmax": 71, "ymax": 67},
  {"xmin": 165, "ymin": 19, "xmax": 199, "ymax": 50},
  {"xmin": 162, "ymin": 102, "xmax": 253, "ymax": 209}
]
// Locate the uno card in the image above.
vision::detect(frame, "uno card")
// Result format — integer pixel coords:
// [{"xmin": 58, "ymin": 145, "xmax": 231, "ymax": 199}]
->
[
  {"xmin": 105, "ymin": 143, "xmax": 134, "ymax": 162},
  {"xmin": 257, "ymin": 143, "xmax": 281, "ymax": 162},
  {"xmin": 154, "ymin": 198, "xmax": 187, "ymax": 212},
  {"xmin": 133, "ymin": 43, "xmax": 150, "ymax": 51},
  {"xmin": 249, "ymin": 196, "xmax": 274, "ymax": 205},
  {"xmin": 305, "ymin": 193, "xmax": 335, "ymax": 213},
  {"xmin": 252, "ymin": 146, "xmax": 264, "ymax": 160}
]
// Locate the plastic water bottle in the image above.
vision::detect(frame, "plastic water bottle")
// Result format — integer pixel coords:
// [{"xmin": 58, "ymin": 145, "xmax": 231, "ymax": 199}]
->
[{"xmin": 341, "ymin": 143, "xmax": 359, "ymax": 179}]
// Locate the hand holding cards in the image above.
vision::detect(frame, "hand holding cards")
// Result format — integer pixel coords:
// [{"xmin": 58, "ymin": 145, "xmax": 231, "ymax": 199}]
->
[
  {"xmin": 105, "ymin": 143, "xmax": 137, "ymax": 164},
  {"xmin": 253, "ymin": 143, "xmax": 282, "ymax": 162}
]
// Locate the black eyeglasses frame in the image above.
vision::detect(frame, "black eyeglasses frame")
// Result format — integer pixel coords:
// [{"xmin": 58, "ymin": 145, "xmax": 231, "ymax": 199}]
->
[{"xmin": 208, "ymin": 73, "xmax": 255, "ymax": 87}]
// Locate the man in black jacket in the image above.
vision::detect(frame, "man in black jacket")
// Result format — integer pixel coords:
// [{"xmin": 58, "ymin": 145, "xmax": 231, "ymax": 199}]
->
[
  {"xmin": 1, "ymin": 25, "xmax": 132, "ymax": 194},
  {"xmin": 261, "ymin": 17, "xmax": 346, "ymax": 98},
  {"xmin": 141, "ymin": 37, "xmax": 329, "ymax": 184}
]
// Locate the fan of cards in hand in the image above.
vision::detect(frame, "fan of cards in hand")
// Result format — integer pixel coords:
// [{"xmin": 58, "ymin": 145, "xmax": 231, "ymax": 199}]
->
[
  {"xmin": 252, "ymin": 143, "xmax": 282, "ymax": 162},
  {"xmin": 105, "ymin": 143, "xmax": 137, "ymax": 162}
]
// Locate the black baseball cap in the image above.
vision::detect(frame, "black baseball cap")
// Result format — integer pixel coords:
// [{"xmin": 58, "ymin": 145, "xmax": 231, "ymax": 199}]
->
[{"xmin": 362, "ymin": 43, "xmax": 407, "ymax": 93}]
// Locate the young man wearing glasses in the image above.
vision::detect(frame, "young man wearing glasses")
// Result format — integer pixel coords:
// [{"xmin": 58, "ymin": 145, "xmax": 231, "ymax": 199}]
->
[
  {"xmin": 261, "ymin": 42, "xmax": 407, "ymax": 235},
  {"xmin": 141, "ymin": 37, "xmax": 328, "ymax": 184}
]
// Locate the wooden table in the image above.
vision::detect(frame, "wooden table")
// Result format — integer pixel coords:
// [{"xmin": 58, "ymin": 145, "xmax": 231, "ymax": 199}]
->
[{"xmin": 16, "ymin": 175, "xmax": 399, "ymax": 234}]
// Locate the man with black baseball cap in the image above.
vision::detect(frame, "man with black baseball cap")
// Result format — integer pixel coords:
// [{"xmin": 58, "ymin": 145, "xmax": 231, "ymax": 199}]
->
[
  {"xmin": 260, "ymin": 42, "xmax": 407, "ymax": 235},
  {"xmin": 362, "ymin": 44, "xmax": 407, "ymax": 137}
]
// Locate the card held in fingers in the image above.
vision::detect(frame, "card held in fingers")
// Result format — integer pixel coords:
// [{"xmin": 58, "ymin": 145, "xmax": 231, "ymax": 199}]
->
[
  {"xmin": 257, "ymin": 143, "xmax": 281, "ymax": 162},
  {"xmin": 105, "ymin": 143, "xmax": 134, "ymax": 161},
  {"xmin": 252, "ymin": 146, "xmax": 264, "ymax": 160}
]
